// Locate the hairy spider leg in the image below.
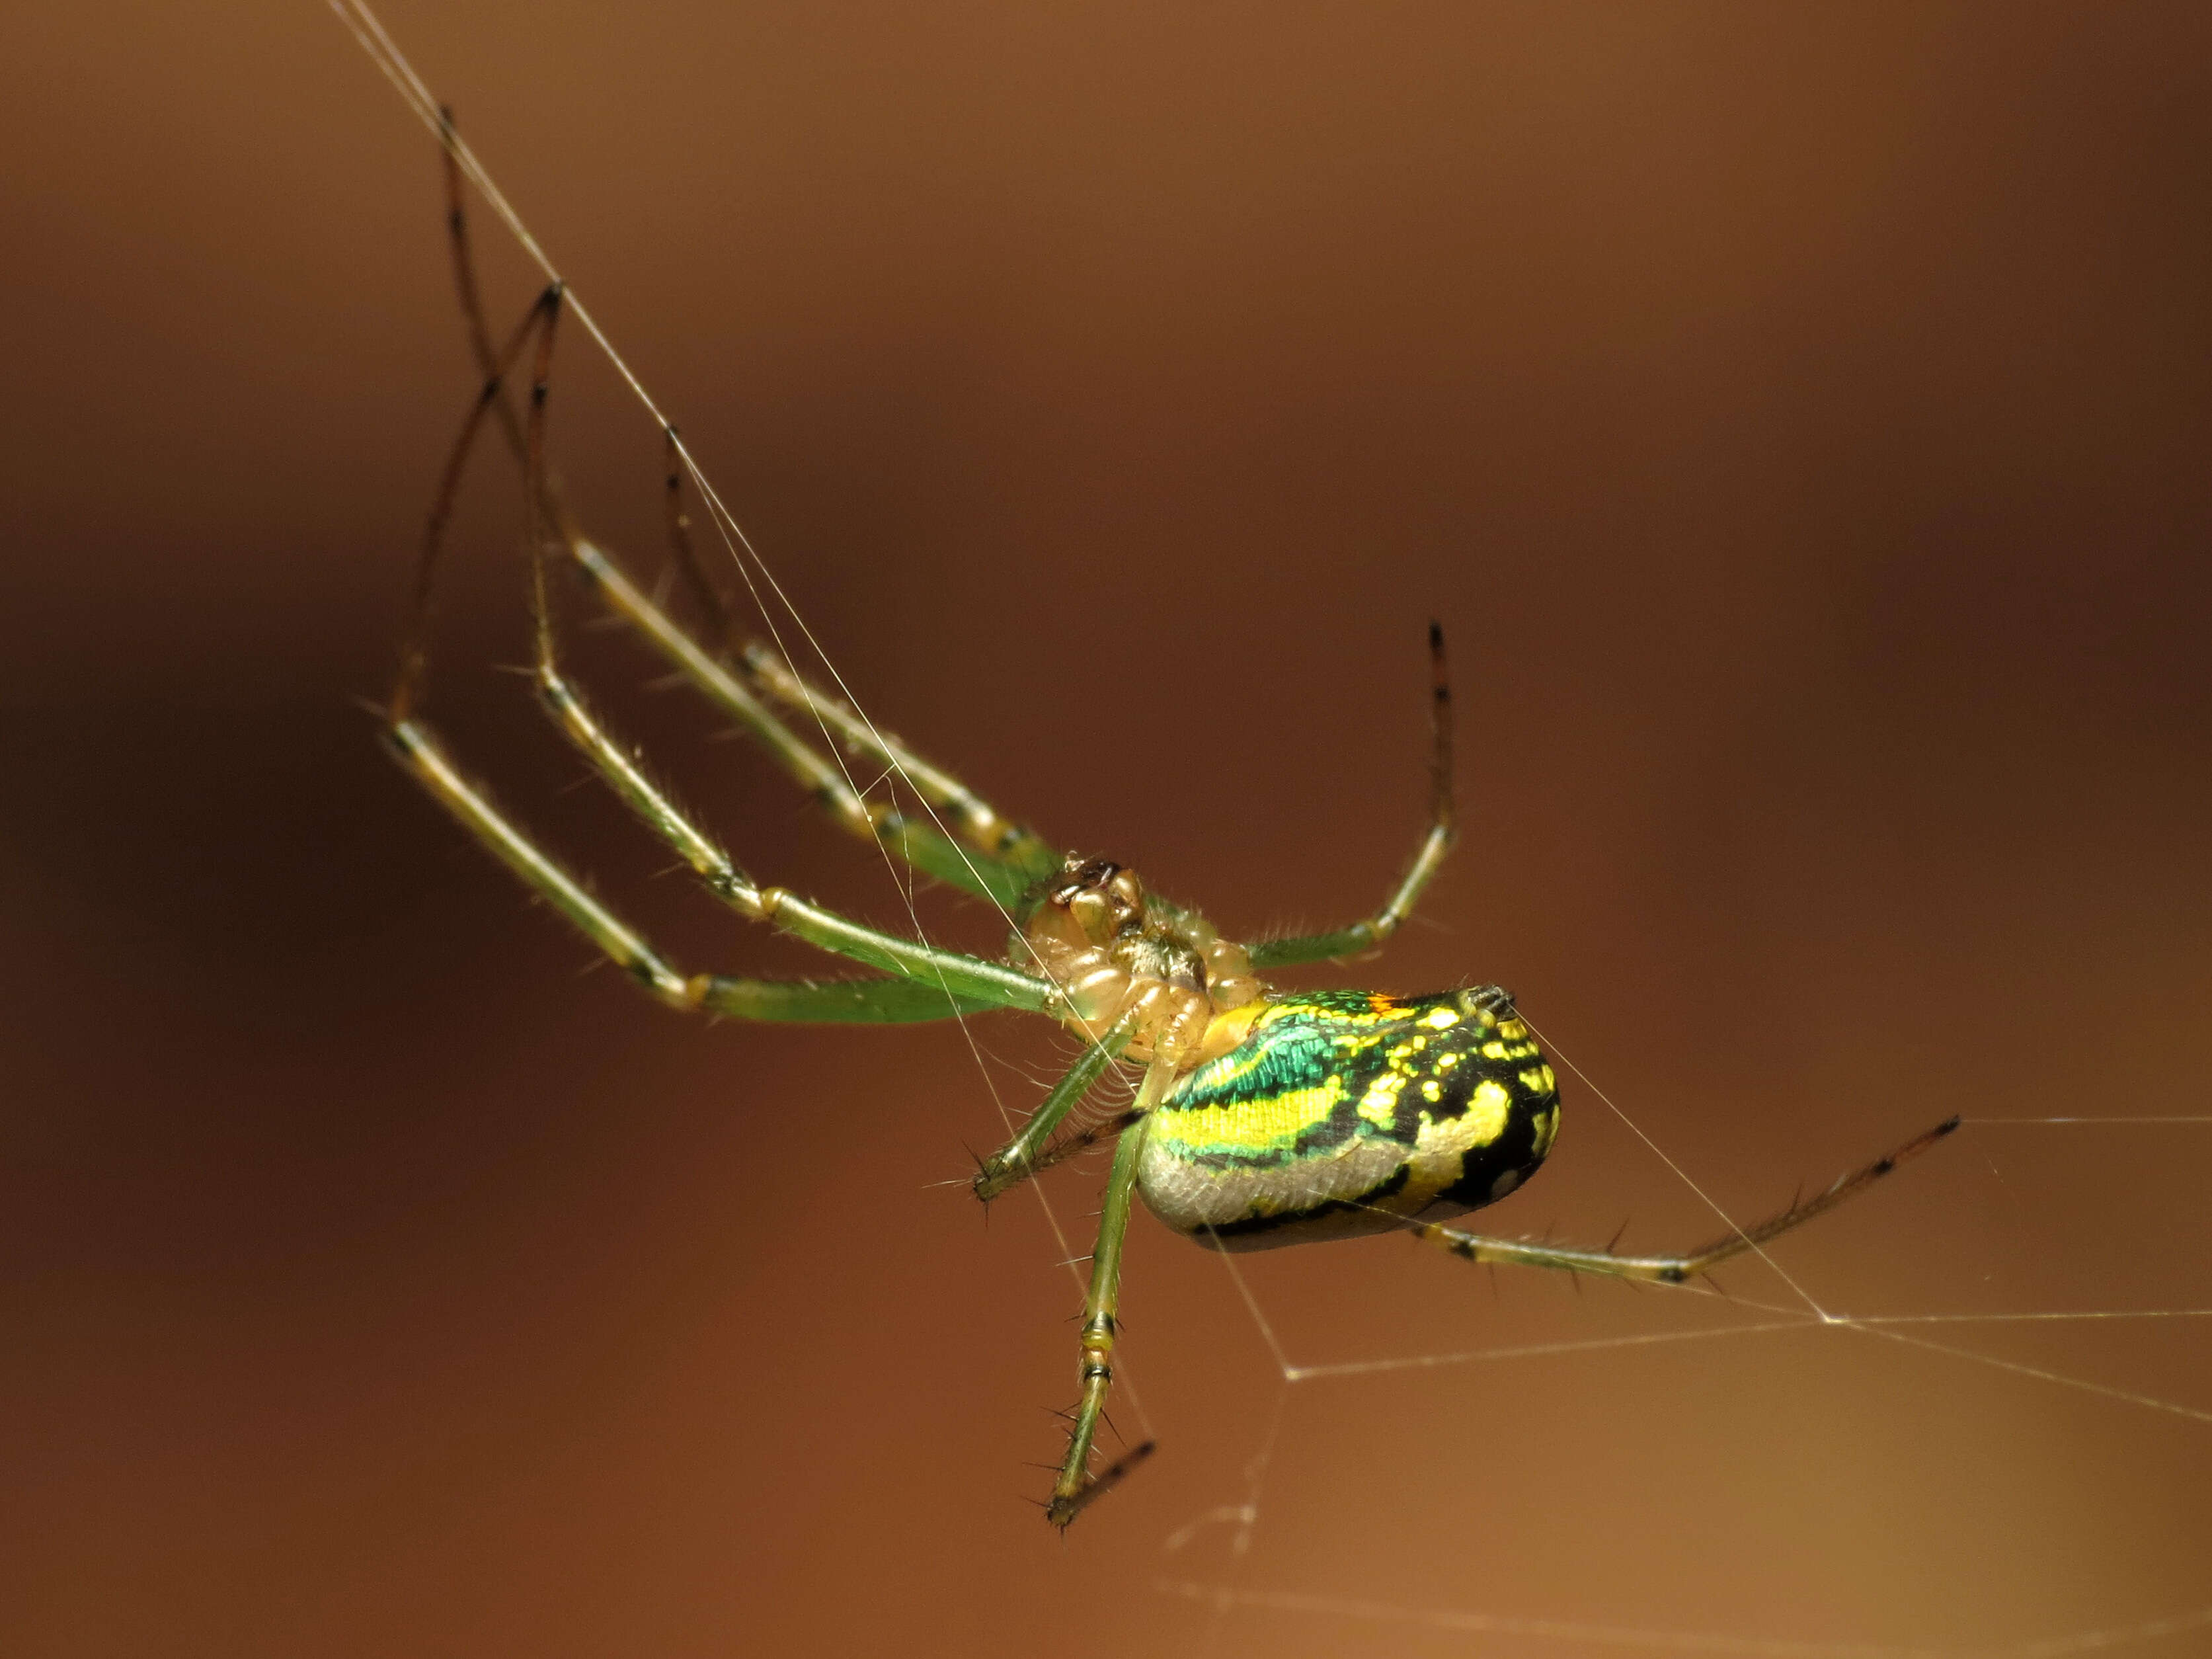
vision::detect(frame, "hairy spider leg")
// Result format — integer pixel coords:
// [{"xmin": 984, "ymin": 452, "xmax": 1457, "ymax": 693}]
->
[
  {"xmin": 383, "ymin": 284, "xmax": 1051, "ymax": 1024},
  {"xmin": 1047, "ymin": 1058, "xmax": 1176, "ymax": 1529},
  {"xmin": 560, "ymin": 532, "xmax": 1034, "ymax": 906},
  {"xmin": 649, "ymin": 423, "xmax": 1066, "ymax": 902},
  {"xmin": 1413, "ymin": 1115, "xmax": 1961, "ymax": 1283},
  {"xmin": 972, "ymin": 1010, "xmax": 1141, "ymax": 1204},
  {"xmin": 1247, "ymin": 620, "xmax": 1457, "ymax": 970},
  {"xmin": 732, "ymin": 635, "xmax": 1064, "ymax": 891},
  {"xmin": 387, "ymin": 725, "xmax": 989, "ymax": 1021},
  {"xmin": 427, "ymin": 114, "xmax": 1055, "ymax": 911},
  {"xmin": 512, "ymin": 290, "xmax": 1053, "ymax": 1012}
]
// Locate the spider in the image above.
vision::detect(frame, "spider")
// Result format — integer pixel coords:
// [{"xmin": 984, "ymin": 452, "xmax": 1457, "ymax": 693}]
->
[{"xmin": 385, "ymin": 121, "xmax": 1959, "ymax": 1530}]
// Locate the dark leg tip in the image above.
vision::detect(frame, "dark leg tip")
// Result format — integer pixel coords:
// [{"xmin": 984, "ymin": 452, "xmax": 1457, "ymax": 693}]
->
[{"xmin": 382, "ymin": 719, "xmax": 425, "ymax": 760}]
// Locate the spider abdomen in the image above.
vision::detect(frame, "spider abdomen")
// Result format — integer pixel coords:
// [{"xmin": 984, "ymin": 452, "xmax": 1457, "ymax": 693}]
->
[{"xmin": 1137, "ymin": 987, "xmax": 1560, "ymax": 1250}]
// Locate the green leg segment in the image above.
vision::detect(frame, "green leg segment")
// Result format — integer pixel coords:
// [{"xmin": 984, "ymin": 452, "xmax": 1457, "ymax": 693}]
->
[
  {"xmin": 738, "ymin": 639, "xmax": 1064, "ymax": 891},
  {"xmin": 971, "ymin": 1014, "xmax": 1139, "ymax": 1203},
  {"xmin": 568, "ymin": 538, "xmax": 1044, "ymax": 908},
  {"xmin": 388, "ymin": 717, "xmax": 688, "ymax": 1006},
  {"xmin": 695, "ymin": 975, "xmax": 996, "ymax": 1023},
  {"xmin": 531, "ymin": 665, "xmax": 1054, "ymax": 1012},
  {"xmin": 1046, "ymin": 1059, "xmax": 1174, "ymax": 1529},
  {"xmin": 387, "ymin": 718, "xmax": 999, "ymax": 1024}
]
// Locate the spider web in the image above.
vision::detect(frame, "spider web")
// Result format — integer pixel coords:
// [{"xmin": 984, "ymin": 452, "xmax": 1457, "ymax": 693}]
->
[{"xmin": 330, "ymin": 9, "xmax": 2212, "ymax": 1654}]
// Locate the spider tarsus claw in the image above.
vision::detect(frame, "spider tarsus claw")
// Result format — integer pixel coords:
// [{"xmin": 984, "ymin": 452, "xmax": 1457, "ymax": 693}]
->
[{"xmin": 1043, "ymin": 1439, "xmax": 1156, "ymax": 1530}]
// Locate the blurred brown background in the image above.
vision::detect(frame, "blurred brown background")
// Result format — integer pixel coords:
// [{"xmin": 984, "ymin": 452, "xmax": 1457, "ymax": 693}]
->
[{"xmin": 3, "ymin": 3, "xmax": 2209, "ymax": 1656}]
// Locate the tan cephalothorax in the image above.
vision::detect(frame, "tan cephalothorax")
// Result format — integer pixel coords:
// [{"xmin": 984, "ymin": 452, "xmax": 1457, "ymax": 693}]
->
[{"xmin": 1017, "ymin": 857, "xmax": 1266, "ymax": 1070}]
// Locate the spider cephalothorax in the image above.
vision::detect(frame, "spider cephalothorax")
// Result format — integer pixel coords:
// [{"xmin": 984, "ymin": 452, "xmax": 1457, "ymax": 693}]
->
[{"xmin": 1018, "ymin": 856, "xmax": 1263, "ymax": 1068}]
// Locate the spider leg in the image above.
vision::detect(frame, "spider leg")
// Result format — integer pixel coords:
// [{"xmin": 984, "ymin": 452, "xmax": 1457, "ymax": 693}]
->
[
  {"xmin": 971, "ymin": 1012, "xmax": 1139, "ymax": 1204},
  {"xmin": 1046, "ymin": 1059, "xmax": 1174, "ymax": 1529},
  {"xmin": 426, "ymin": 115, "xmax": 1054, "ymax": 910},
  {"xmin": 649, "ymin": 427, "xmax": 1064, "ymax": 901},
  {"xmin": 1413, "ymin": 1115, "xmax": 1960, "ymax": 1283},
  {"xmin": 528, "ymin": 656, "xmax": 1050, "ymax": 1008},
  {"xmin": 729, "ymin": 633, "xmax": 1064, "ymax": 893},
  {"xmin": 563, "ymin": 529, "xmax": 1048, "ymax": 908},
  {"xmin": 386, "ymin": 721, "xmax": 996, "ymax": 1022},
  {"xmin": 515, "ymin": 295, "xmax": 1052, "ymax": 1011},
  {"xmin": 387, "ymin": 282, "xmax": 1052, "ymax": 1018},
  {"xmin": 1248, "ymin": 622, "xmax": 1456, "ymax": 969}
]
